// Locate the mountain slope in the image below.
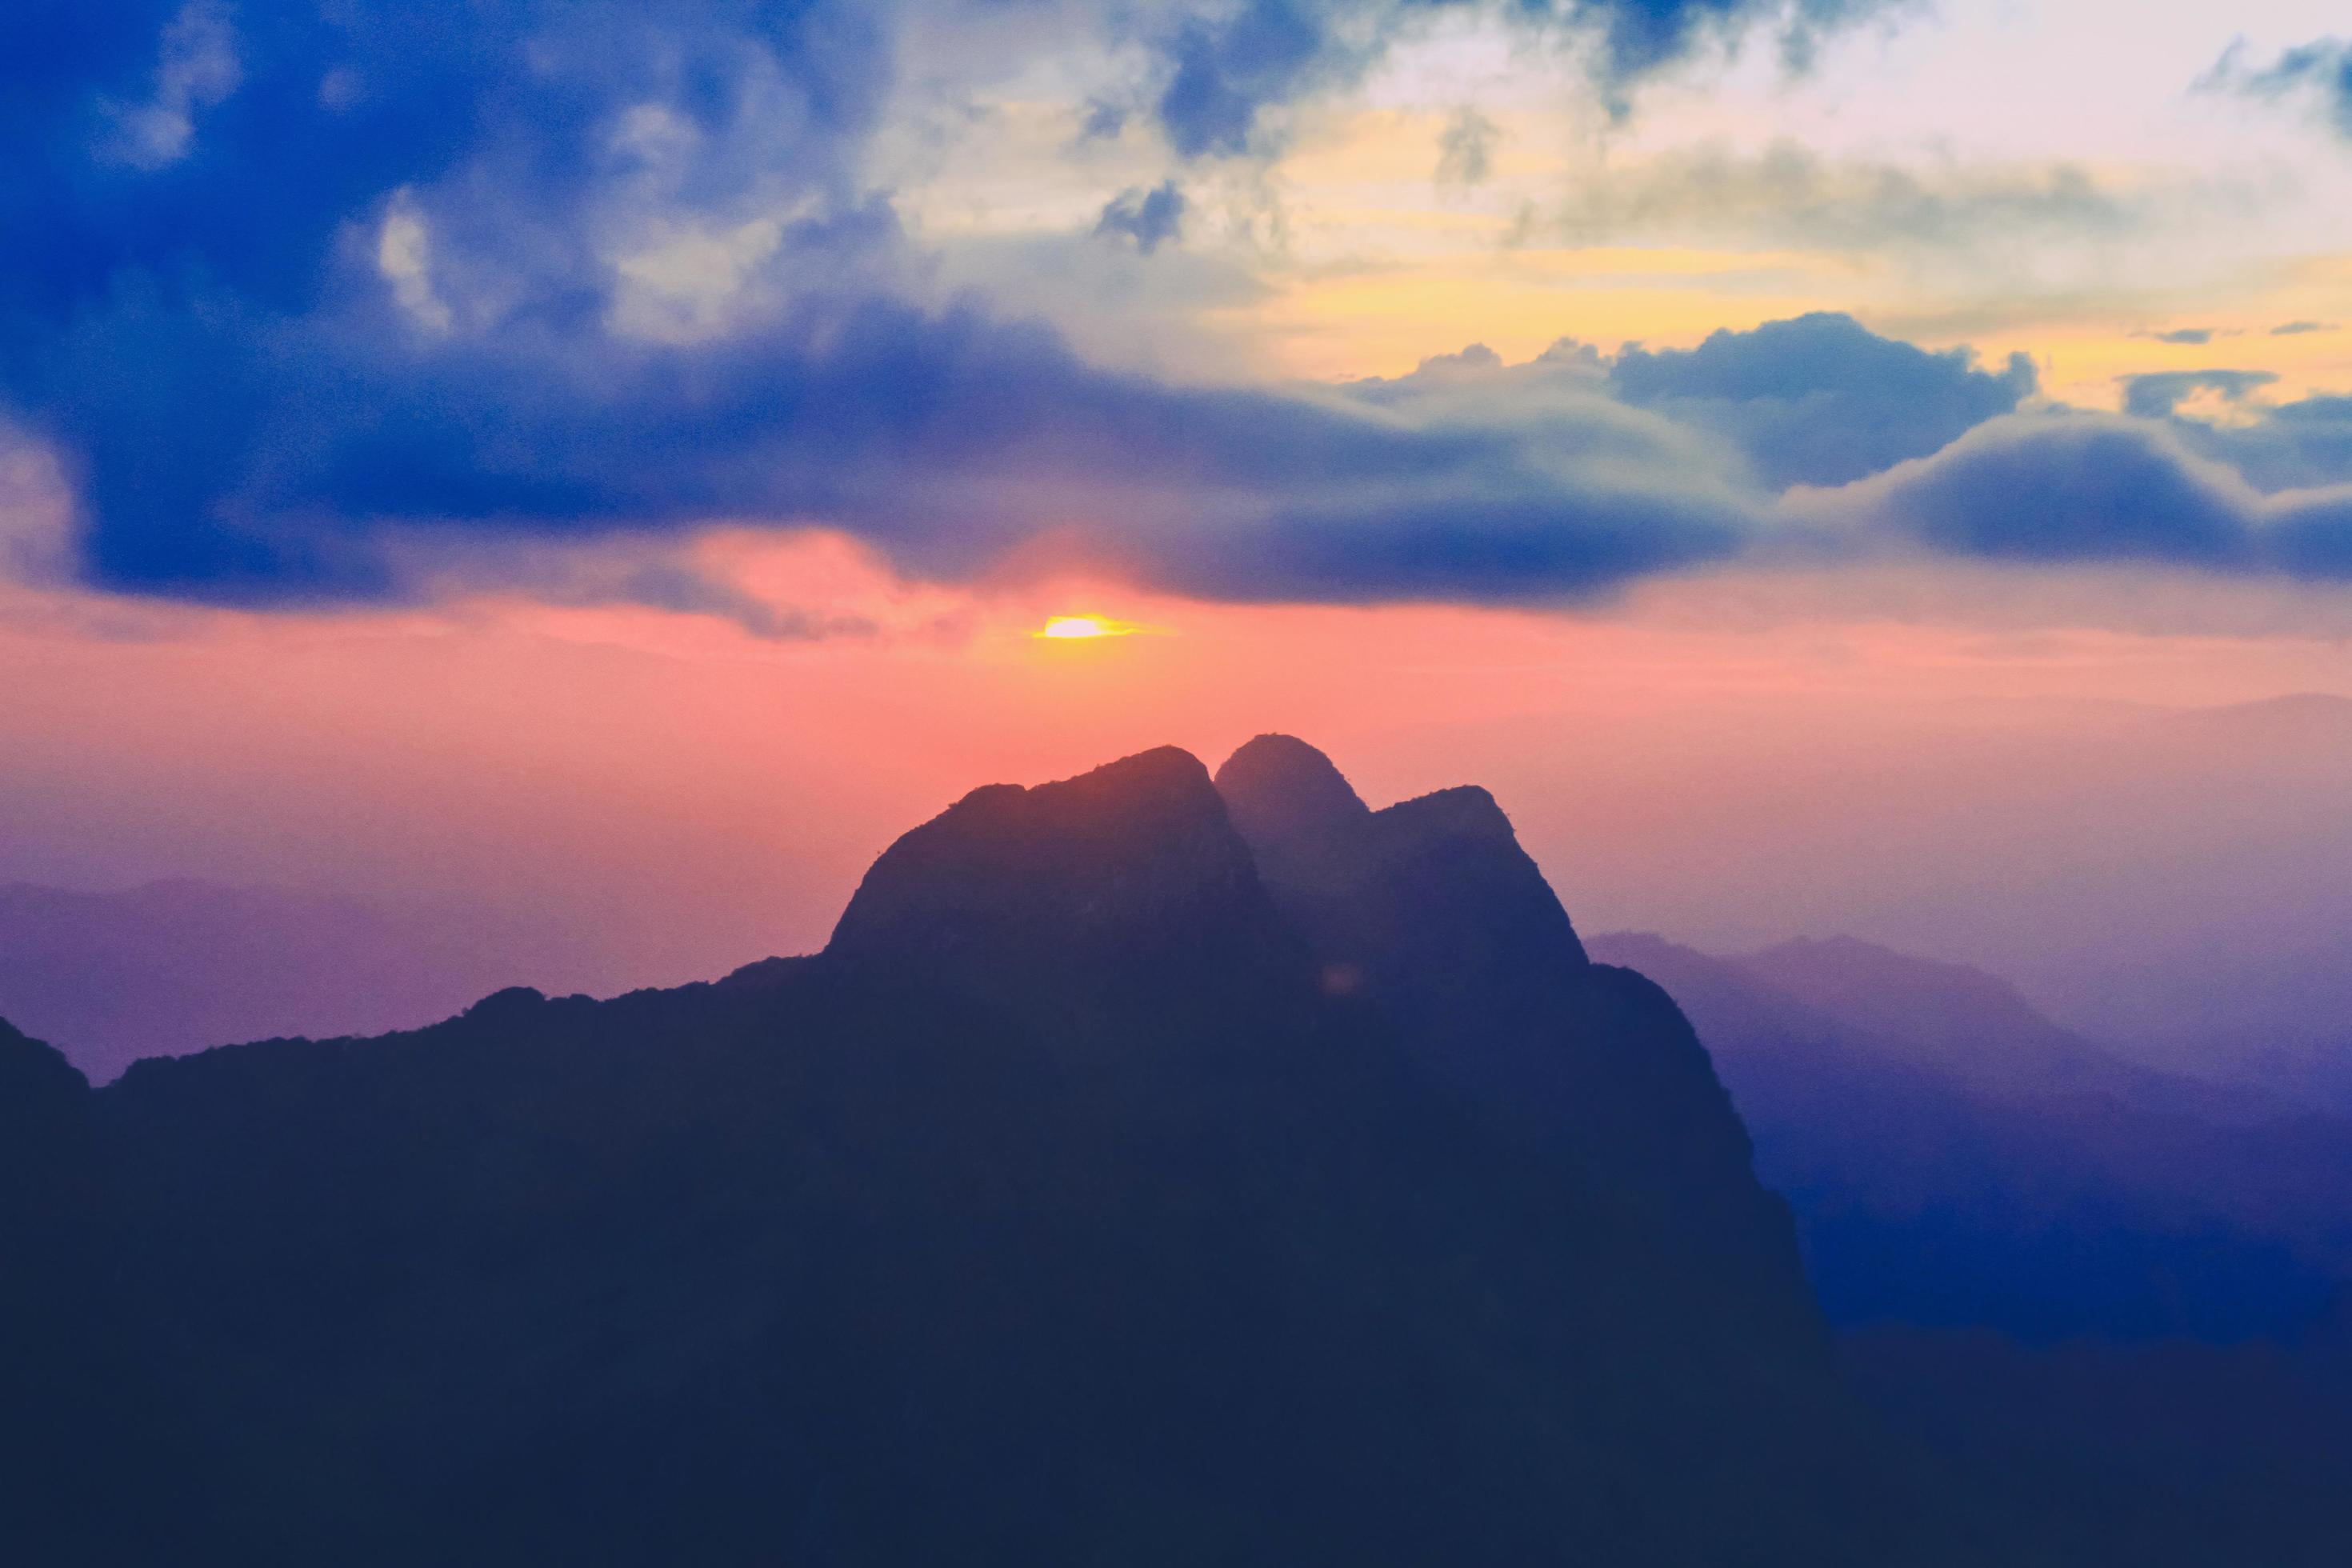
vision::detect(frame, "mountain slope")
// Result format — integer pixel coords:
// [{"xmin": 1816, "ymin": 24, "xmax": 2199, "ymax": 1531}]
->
[
  {"xmin": 4, "ymin": 744, "xmax": 1976, "ymax": 1566},
  {"xmin": 1737, "ymin": 935, "xmax": 2287, "ymax": 1120}
]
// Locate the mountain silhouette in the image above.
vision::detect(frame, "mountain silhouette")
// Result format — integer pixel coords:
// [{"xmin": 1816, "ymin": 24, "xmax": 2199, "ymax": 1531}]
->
[{"xmin": 0, "ymin": 741, "xmax": 1971, "ymax": 1566}]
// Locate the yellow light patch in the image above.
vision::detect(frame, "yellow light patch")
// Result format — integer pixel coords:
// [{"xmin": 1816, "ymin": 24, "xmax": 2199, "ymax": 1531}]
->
[{"xmin": 1035, "ymin": 616, "xmax": 1144, "ymax": 639}]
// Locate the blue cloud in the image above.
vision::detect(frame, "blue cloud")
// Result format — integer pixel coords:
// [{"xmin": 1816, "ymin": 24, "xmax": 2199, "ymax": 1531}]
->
[
  {"xmin": 1609, "ymin": 312, "xmax": 2038, "ymax": 488},
  {"xmin": 2215, "ymin": 37, "xmax": 2352, "ymax": 139},
  {"xmin": 1154, "ymin": 486, "xmax": 1747, "ymax": 603},
  {"xmin": 1, "ymin": 0, "xmax": 909, "ymax": 599},
  {"xmin": 0, "ymin": 0, "xmax": 1812, "ymax": 614},
  {"xmin": 1134, "ymin": 0, "xmax": 1913, "ymax": 159},
  {"xmin": 2, "ymin": 1, "xmax": 2345, "ymax": 619},
  {"xmin": 1155, "ymin": 0, "xmax": 1335, "ymax": 158},
  {"xmin": 2243, "ymin": 396, "xmax": 2352, "ymax": 480},
  {"xmin": 1095, "ymin": 181, "xmax": 1188, "ymax": 253},
  {"xmin": 2113, "ymin": 375, "xmax": 2352, "ymax": 495},
  {"xmin": 1830, "ymin": 415, "xmax": 2352, "ymax": 582},
  {"xmin": 2267, "ymin": 491, "xmax": 2352, "ymax": 579},
  {"xmin": 1861, "ymin": 418, "xmax": 2256, "ymax": 566},
  {"xmin": 2119, "ymin": 370, "xmax": 2277, "ymax": 419}
]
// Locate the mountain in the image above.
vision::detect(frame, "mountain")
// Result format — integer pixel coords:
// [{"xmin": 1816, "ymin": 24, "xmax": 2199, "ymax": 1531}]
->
[
  {"xmin": 0, "ymin": 880, "xmax": 602, "ymax": 1085},
  {"xmin": 1735, "ymin": 935, "xmax": 2296, "ymax": 1122},
  {"xmin": 1590, "ymin": 933, "xmax": 2352, "ymax": 1341},
  {"xmin": 1843, "ymin": 1304, "xmax": 2352, "ymax": 1568},
  {"xmin": 0, "ymin": 1020, "xmax": 219, "ymax": 1563},
  {"xmin": 2027, "ymin": 931, "xmax": 2352, "ymax": 1117},
  {"xmin": 0, "ymin": 742, "xmax": 1970, "ymax": 1566}
]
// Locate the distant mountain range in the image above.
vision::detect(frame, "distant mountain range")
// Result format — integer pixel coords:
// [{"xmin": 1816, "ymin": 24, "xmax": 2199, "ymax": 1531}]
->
[
  {"xmin": 0, "ymin": 880, "xmax": 602, "ymax": 1085},
  {"xmin": 1590, "ymin": 932, "xmax": 2352, "ymax": 1342}
]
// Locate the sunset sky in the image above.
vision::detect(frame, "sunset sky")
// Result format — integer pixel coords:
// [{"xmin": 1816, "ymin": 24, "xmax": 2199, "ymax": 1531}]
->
[{"xmin": 5, "ymin": 0, "xmax": 2350, "ymax": 1030}]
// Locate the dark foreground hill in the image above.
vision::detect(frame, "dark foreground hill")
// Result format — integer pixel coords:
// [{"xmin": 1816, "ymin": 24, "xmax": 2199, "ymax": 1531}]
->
[{"xmin": 0, "ymin": 741, "xmax": 1982, "ymax": 1567}]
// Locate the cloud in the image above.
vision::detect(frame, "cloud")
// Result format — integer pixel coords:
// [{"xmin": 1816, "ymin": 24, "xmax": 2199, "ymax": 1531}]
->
[
  {"xmin": 2209, "ymin": 37, "xmax": 2352, "ymax": 140},
  {"xmin": 358, "ymin": 522, "xmax": 886, "ymax": 640},
  {"xmin": 2108, "ymin": 369, "xmax": 2352, "ymax": 496},
  {"xmin": 1154, "ymin": 486, "xmax": 1750, "ymax": 603},
  {"xmin": 2139, "ymin": 326, "xmax": 2218, "ymax": 346},
  {"xmin": 2, "ymin": 0, "xmax": 897, "ymax": 602},
  {"xmin": 1810, "ymin": 414, "xmax": 2352, "ymax": 582},
  {"xmin": 2167, "ymin": 394, "xmax": 2352, "ymax": 494},
  {"xmin": 1574, "ymin": 0, "xmax": 1910, "ymax": 86},
  {"xmin": 1094, "ymin": 181, "xmax": 1188, "ymax": 253},
  {"xmin": 2, "ymin": 0, "xmax": 2347, "ymax": 622},
  {"xmin": 2119, "ymin": 370, "xmax": 2276, "ymax": 419},
  {"xmin": 98, "ymin": 1, "xmax": 242, "ymax": 169},
  {"xmin": 1435, "ymin": 106, "xmax": 1498, "ymax": 187},
  {"xmin": 2, "ymin": 0, "xmax": 1938, "ymax": 617},
  {"xmin": 1545, "ymin": 141, "xmax": 2150, "ymax": 255},
  {"xmin": 1133, "ymin": 0, "xmax": 1916, "ymax": 159},
  {"xmin": 1609, "ymin": 312, "xmax": 2038, "ymax": 488},
  {"xmin": 1154, "ymin": 0, "xmax": 1342, "ymax": 158},
  {"xmin": 2267, "ymin": 492, "xmax": 2352, "ymax": 579},
  {"xmin": 2271, "ymin": 321, "xmax": 2336, "ymax": 336}
]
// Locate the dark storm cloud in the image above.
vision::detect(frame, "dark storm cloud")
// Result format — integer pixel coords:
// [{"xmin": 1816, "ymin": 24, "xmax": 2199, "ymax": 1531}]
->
[
  {"xmin": 1094, "ymin": 181, "xmax": 1188, "ymax": 252},
  {"xmin": 1609, "ymin": 313, "xmax": 2038, "ymax": 488}
]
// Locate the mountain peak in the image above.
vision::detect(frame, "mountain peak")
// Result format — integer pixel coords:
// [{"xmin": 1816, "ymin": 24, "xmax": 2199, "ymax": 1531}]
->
[
  {"xmin": 1212, "ymin": 741, "xmax": 1588, "ymax": 990},
  {"xmin": 1378, "ymin": 784, "xmax": 1516, "ymax": 848},
  {"xmin": 1213, "ymin": 734, "xmax": 1371, "ymax": 851},
  {"xmin": 826, "ymin": 746, "xmax": 1270, "ymax": 967}
]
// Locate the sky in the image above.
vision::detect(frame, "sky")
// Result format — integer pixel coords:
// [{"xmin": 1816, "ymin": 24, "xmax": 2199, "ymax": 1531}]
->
[{"xmin": 3, "ymin": 0, "xmax": 2351, "ymax": 1042}]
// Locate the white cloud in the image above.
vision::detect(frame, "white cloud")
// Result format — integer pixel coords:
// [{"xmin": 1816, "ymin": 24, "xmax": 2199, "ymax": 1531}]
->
[
  {"xmin": 376, "ymin": 191, "xmax": 454, "ymax": 333},
  {"xmin": 102, "ymin": 1, "xmax": 242, "ymax": 170}
]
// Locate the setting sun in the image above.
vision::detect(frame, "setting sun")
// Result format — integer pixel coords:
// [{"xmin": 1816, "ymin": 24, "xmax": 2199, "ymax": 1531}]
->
[{"xmin": 1036, "ymin": 616, "xmax": 1141, "ymax": 639}]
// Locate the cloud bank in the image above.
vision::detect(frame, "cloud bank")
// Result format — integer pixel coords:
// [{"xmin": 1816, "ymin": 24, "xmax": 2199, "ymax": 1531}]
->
[
  {"xmin": 2, "ymin": 1, "xmax": 2350, "ymax": 625},
  {"xmin": 1806, "ymin": 416, "xmax": 2352, "ymax": 583}
]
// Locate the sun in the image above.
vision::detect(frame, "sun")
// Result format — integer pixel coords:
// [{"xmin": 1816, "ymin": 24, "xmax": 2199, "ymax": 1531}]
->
[{"xmin": 1035, "ymin": 615, "xmax": 1142, "ymax": 639}]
